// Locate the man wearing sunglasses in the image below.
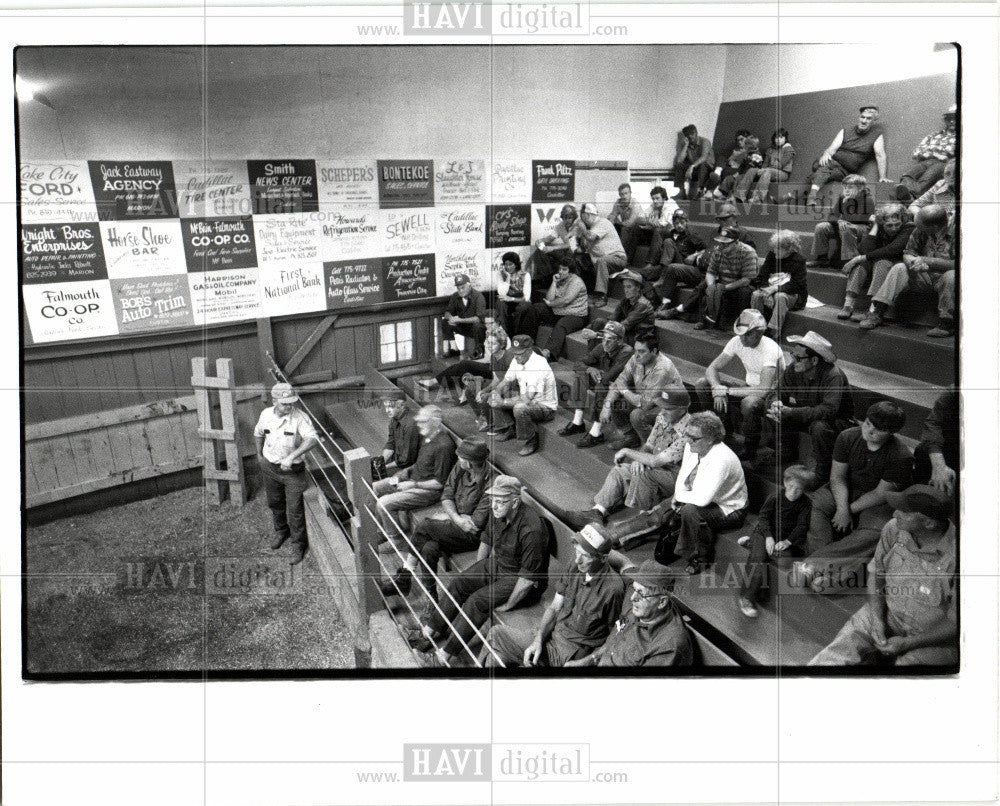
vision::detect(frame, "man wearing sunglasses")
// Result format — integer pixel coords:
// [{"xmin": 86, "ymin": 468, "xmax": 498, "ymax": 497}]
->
[
  {"xmin": 564, "ymin": 559, "xmax": 694, "ymax": 667},
  {"xmin": 663, "ymin": 411, "xmax": 749, "ymax": 576}
]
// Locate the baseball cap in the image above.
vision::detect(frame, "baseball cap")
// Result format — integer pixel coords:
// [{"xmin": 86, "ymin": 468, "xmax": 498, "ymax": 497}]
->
[
  {"xmin": 572, "ymin": 523, "xmax": 614, "ymax": 557},
  {"xmin": 602, "ymin": 321, "xmax": 626, "ymax": 338},
  {"xmin": 714, "ymin": 202, "xmax": 739, "ymax": 220},
  {"xmin": 625, "ymin": 559, "xmax": 679, "ymax": 593},
  {"xmin": 271, "ymin": 382, "xmax": 298, "ymax": 403},
  {"xmin": 511, "ymin": 334, "xmax": 534, "ymax": 350},
  {"xmin": 613, "ymin": 269, "xmax": 644, "ymax": 285},
  {"xmin": 733, "ymin": 308, "xmax": 767, "ymax": 335},
  {"xmin": 454, "ymin": 274, "xmax": 471, "ymax": 287},
  {"xmin": 456, "ymin": 438, "xmax": 490, "ymax": 463},
  {"xmin": 484, "ymin": 475, "xmax": 523, "ymax": 498},
  {"xmin": 884, "ymin": 484, "xmax": 953, "ymax": 521},
  {"xmin": 714, "ymin": 225, "xmax": 740, "ymax": 244}
]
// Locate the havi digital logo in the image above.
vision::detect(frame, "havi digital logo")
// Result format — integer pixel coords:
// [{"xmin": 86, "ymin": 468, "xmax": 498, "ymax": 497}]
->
[
  {"xmin": 403, "ymin": 743, "xmax": 491, "ymax": 781},
  {"xmin": 405, "ymin": 1, "xmax": 492, "ymax": 35}
]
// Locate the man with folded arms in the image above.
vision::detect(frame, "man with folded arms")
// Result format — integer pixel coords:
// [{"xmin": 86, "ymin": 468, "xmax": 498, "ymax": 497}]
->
[
  {"xmin": 565, "ymin": 559, "xmax": 694, "ymax": 667},
  {"xmin": 810, "ymin": 485, "xmax": 956, "ymax": 666},
  {"xmin": 379, "ymin": 438, "xmax": 493, "ymax": 599},
  {"xmin": 485, "ymin": 523, "xmax": 625, "ymax": 667}
]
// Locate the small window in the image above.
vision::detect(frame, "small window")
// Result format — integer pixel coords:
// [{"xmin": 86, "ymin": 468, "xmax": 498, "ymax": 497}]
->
[{"xmin": 379, "ymin": 320, "xmax": 414, "ymax": 366}]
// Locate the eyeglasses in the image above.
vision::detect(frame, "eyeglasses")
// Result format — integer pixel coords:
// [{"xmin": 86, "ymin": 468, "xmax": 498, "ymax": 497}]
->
[{"xmin": 631, "ymin": 586, "xmax": 664, "ymax": 600}]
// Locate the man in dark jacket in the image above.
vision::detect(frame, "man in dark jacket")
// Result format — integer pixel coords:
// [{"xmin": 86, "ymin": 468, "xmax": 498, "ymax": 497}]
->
[
  {"xmin": 441, "ymin": 273, "xmax": 487, "ymax": 358},
  {"xmin": 640, "ymin": 209, "xmax": 705, "ymax": 281},
  {"xmin": 557, "ymin": 320, "xmax": 633, "ymax": 448},
  {"xmin": 838, "ymin": 203, "xmax": 916, "ymax": 320},
  {"xmin": 765, "ymin": 331, "xmax": 854, "ymax": 484}
]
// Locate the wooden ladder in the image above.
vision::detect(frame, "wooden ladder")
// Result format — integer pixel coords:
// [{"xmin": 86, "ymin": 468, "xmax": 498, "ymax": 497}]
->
[{"xmin": 191, "ymin": 357, "xmax": 247, "ymax": 506}]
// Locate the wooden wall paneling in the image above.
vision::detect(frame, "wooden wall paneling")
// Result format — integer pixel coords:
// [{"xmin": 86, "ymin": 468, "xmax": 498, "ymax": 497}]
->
[
  {"xmin": 110, "ymin": 350, "xmax": 142, "ymax": 408},
  {"xmin": 353, "ymin": 323, "xmax": 375, "ymax": 373},
  {"xmin": 26, "ymin": 439, "xmax": 60, "ymax": 497},
  {"xmin": 23, "ymin": 443, "xmax": 45, "ymax": 500},
  {"xmin": 333, "ymin": 320, "xmax": 357, "ymax": 378},
  {"xmin": 43, "ymin": 434, "xmax": 78, "ymax": 492},
  {"xmin": 70, "ymin": 426, "xmax": 115, "ymax": 490},
  {"xmin": 141, "ymin": 408, "xmax": 177, "ymax": 472},
  {"xmin": 106, "ymin": 417, "xmax": 137, "ymax": 476},
  {"xmin": 23, "ymin": 361, "xmax": 63, "ymax": 424},
  {"xmin": 89, "ymin": 352, "xmax": 119, "ymax": 412}
]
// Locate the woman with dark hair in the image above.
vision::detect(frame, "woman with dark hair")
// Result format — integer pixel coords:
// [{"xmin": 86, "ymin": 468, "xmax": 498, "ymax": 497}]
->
[
  {"xmin": 734, "ymin": 128, "xmax": 795, "ymax": 203},
  {"xmin": 494, "ymin": 251, "xmax": 532, "ymax": 337}
]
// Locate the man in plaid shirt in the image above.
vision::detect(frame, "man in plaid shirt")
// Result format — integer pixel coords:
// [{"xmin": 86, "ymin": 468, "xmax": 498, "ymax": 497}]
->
[
  {"xmin": 896, "ymin": 105, "xmax": 957, "ymax": 202},
  {"xmin": 697, "ymin": 226, "xmax": 759, "ymax": 330}
]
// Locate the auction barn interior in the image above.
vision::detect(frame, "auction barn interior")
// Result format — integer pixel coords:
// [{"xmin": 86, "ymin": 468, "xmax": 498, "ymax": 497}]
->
[{"xmin": 18, "ymin": 43, "xmax": 959, "ymax": 674}]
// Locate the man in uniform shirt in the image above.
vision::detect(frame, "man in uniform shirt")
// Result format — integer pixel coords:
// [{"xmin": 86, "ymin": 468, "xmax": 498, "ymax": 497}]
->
[
  {"xmin": 380, "ymin": 389, "xmax": 420, "ymax": 474},
  {"xmin": 379, "ymin": 438, "xmax": 493, "ymax": 599},
  {"xmin": 254, "ymin": 383, "xmax": 319, "ymax": 565},
  {"xmin": 484, "ymin": 523, "xmax": 625, "ymax": 667},
  {"xmin": 557, "ymin": 321, "xmax": 633, "ymax": 448},
  {"xmin": 600, "ymin": 331, "xmax": 689, "ymax": 449},
  {"xmin": 413, "ymin": 475, "xmax": 549, "ymax": 667},
  {"xmin": 565, "ymin": 559, "xmax": 694, "ymax": 667},
  {"xmin": 810, "ymin": 485, "xmax": 957, "ymax": 666},
  {"xmin": 488, "ymin": 334, "xmax": 559, "ymax": 457},
  {"xmin": 373, "ymin": 405, "xmax": 456, "ymax": 534}
]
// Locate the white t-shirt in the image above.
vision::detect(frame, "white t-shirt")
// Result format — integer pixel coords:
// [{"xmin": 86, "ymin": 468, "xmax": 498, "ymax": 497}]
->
[
  {"xmin": 720, "ymin": 335, "xmax": 786, "ymax": 388},
  {"xmin": 672, "ymin": 442, "xmax": 748, "ymax": 516},
  {"xmin": 500, "ymin": 351, "xmax": 559, "ymax": 411}
]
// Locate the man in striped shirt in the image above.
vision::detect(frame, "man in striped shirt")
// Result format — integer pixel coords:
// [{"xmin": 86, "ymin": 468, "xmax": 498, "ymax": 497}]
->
[{"xmin": 697, "ymin": 226, "xmax": 759, "ymax": 331}]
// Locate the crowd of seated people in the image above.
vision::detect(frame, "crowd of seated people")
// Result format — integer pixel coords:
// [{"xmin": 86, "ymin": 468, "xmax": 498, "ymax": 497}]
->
[{"xmin": 370, "ymin": 99, "xmax": 961, "ymax": 670}]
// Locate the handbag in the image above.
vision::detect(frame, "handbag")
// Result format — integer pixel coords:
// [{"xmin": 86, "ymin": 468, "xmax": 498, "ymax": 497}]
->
[{"xmin": 653, "ymin": 507, "xmax": 683, "ymax": 566}]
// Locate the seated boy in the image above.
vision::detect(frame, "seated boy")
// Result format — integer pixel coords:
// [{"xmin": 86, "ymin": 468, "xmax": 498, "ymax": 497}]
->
[{"xmin": 737, "ymin": 465, "xmax": 815, "ymax": 618}]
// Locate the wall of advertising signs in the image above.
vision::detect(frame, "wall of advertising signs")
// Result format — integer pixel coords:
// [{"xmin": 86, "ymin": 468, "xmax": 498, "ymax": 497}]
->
[{"xmin": 20, "ymin": 157, "xmax": 601, "ymax": 345}]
